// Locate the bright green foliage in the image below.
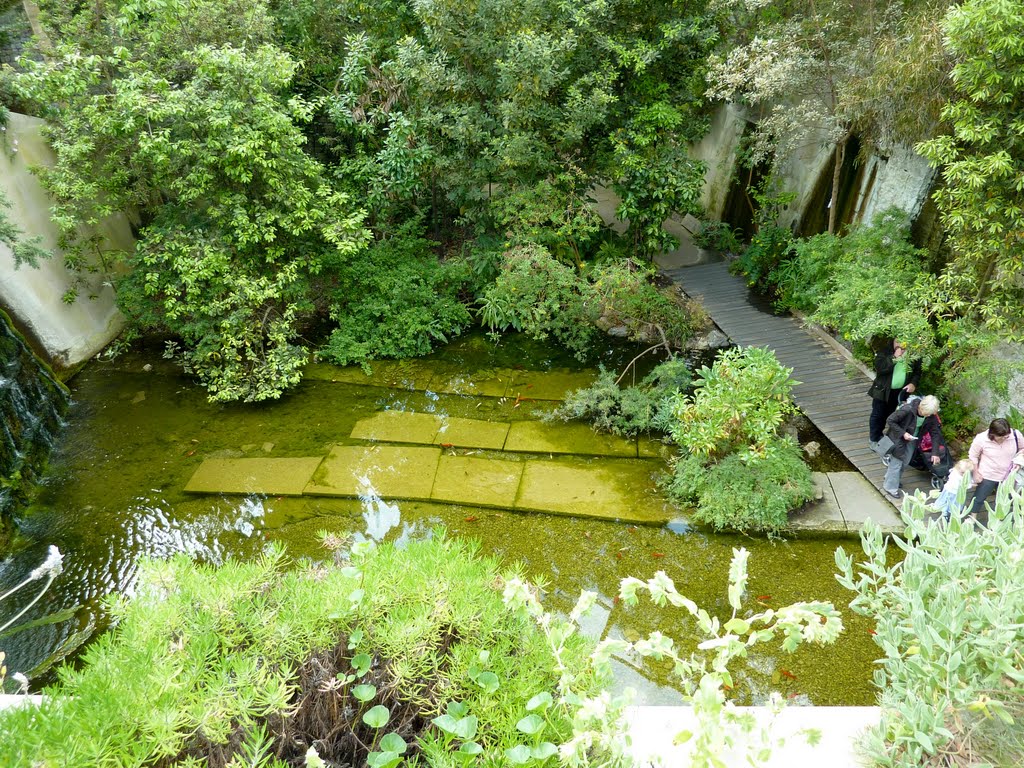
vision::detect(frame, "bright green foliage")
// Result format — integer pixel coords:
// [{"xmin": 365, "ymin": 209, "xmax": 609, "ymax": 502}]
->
[
  {"xmin": 670, "ymin": 346, "xmax": 798, "ymax": 461},
  {"xmin": 0, "ymin": 535, "xmax": 599, "ymax": 766},
  {"xmin": 320, "ymin": 0, "xmax": 715, "ymax": 247},
  {"xmin": 916, "ymin": 0, "xmax": 1024, "ymax": 339},
  {"xmin": 0, "ymin": 188, "xmax": 49, "ymax": 269},
  {"xmin": 577, "ymin": 549, "xmax": 842, "ymax": 766},
  {"xmin": 669, "ymin": 436, "xmax": 814, "ymax": 537},
  {"xmin": 15, "ymin": 1, "xmax": 369, "ymax": 402},
  {"xmin": 770, "ymin": 210, "xmax": 939, "ymax": 364},
  {"xmin": 591, "ymin": 263, "xmax": 704, "ymax": 350},
  {"xmin": 480, "ymin": 245, "xmax": 598, "ymax": 360},
  {"xmin": 320, "ymin": 225, "xmax": 472, "ymax": 367},
  {"xmin": 553, "ymin": 358, "xmax": 693, "ymax": 437},
  {"xmin": 609, "ymin": 101, "xmax": 707, "ymax": 261},
  {"xmin": 836, "ymin": 487, "xmax": 1024, "ymax": 767},
  {"xmin": 666, "ymin": 346, "xmax": 812, "ymax": 535}
]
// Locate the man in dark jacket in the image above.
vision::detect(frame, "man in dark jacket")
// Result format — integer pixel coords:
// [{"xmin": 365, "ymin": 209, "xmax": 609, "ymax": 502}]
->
[
  {"xmin": 882, "ymin": 394, "xmax": 944, "ymax": 499},
  {"xmin": 868, "ymin": 339, "xmax": 921, "ymax": 449}
]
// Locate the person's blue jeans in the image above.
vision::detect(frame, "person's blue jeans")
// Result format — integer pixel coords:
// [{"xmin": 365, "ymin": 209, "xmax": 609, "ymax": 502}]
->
[{"xmin": 969, "ymin": 478, "xmax": 1001, "ymax": 527}]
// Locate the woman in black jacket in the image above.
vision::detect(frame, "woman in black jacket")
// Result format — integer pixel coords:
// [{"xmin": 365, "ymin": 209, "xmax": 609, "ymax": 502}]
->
[
  {"xmin": 882, "ymin": 394, "xmax": 944, "ymax": 499},
  {"xmin": 868, "ymin": 339, "xmax": 921, "ymax": 449}
]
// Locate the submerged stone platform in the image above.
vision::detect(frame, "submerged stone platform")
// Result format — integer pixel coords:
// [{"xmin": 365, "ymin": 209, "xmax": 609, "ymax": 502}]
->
[
  {"xmin": 303, "ymin": 361, "xmax": 596, "ymax": 401},
  {"xmin": 185, "ymin": 443, "xmax": 674, "ymax": 525},
  {"xmin": 350, "ymin": 410, "xmax": 661, "ymax": 458}
]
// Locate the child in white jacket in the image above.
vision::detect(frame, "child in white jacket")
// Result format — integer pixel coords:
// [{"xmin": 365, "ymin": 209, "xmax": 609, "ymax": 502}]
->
[{"xmin": 934, "ymin": 459, "xmax": 975, "ymax": 522}]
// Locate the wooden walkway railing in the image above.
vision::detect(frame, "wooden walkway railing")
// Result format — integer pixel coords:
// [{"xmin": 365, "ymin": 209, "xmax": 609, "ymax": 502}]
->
[{"xmin": 668, "ymin": 261, "xmax": 933, "ymax": 501}]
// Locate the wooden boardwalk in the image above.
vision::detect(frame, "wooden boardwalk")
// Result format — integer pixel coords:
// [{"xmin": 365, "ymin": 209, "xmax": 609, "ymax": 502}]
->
[{"xmin": 668, "ymin": 261, "xmax": 933, "ymax": 502}]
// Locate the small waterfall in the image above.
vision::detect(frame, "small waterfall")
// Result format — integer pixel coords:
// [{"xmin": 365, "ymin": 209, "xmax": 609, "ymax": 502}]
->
[{"xmin": 0, "ymin": 311, "xmax": 69, "ymax": 521}]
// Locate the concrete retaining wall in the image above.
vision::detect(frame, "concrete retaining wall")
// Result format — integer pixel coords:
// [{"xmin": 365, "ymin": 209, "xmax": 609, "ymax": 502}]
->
[{"xmin": 0, "ymin": 112, "xmax": 130, "ymax": 369}]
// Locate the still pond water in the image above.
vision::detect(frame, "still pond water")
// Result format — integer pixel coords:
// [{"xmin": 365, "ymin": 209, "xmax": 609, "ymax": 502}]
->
[{"xmin": 3, "ymin": 333, "xmax": 881, "ymax": 705}]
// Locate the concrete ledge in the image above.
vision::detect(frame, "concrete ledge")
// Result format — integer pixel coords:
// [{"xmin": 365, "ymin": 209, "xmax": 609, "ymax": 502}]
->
[{"xmin": 624, "ymin": 705, "xmax": 879, "ymax": 767}]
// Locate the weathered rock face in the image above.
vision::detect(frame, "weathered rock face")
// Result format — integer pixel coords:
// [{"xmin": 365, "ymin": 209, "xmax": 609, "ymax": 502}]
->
[
  {"xmin": 0, "ymin": 112, "xmax": 129, "ymax": 369},
  {"xmin": 0, "ymin": 311, "xmax": 69, "ymax": 520}
]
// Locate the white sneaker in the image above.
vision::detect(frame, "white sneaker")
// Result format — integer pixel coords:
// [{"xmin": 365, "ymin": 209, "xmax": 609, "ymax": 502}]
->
[
  {"xmin": 869, "ymin": 440, "xmax": 879, "ymax": 451},
  {"xmin": 881, "ymin": 455, "xmax": 891, "ymax": 467}
]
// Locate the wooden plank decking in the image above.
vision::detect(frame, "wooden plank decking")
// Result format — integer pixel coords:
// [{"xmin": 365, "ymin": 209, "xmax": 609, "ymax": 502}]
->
[{"xmin": 668, "ymin": 261, "xmax": 933, "ymax": 502}]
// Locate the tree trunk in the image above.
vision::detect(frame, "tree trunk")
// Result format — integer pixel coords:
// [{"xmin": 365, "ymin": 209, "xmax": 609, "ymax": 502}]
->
[
  {"xmin": 827, "ymin": 134, "xmax": 847, "ymax": 235},
  {"xmin": 21, "ymin": 1, "xmax": 52, "ymax": 54}
]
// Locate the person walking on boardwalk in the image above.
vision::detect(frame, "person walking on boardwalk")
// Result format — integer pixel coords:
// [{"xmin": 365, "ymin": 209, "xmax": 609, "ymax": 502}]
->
[
  {"xmin": 882, "ymin": 395, "xmax": 943, "ymax": 499},
  {"xmin": 967, "ymin": 418, "xmax": 1024, "ymax": 526},
  {"xmin": 868, "ymin": 339, "xmax": 921, "ymax": 450}
]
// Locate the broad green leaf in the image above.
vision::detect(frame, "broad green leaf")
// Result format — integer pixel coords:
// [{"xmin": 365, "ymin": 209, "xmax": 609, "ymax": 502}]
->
[
  {"xmin": 476, "ymin": 671, "xmax": 500, "ymax": 694},
  {"xmin": 526, "ymin": 692, "xmax": 552, "ymax": 711},
  {"xmin": 379, "ymin": 733, "xmax": 408, "ymax": 754},
  {"xmin": 505, "ymin": 745, "xmax": 532, "ymax": 765},
  {"xmin": 516, "ymin": 714, "xmax": 544, "ymax": 736},
  {"xmin": 352, "ymin": 684, "xmax": 377, "ymax": 702},
  {"xmin": 363, "ymin": 705, "xmax": 390, "ymax": 729}
]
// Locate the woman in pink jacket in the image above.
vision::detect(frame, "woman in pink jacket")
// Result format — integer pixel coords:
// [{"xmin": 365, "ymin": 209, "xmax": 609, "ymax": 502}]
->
[{"xmin": 968, "ymin": 418, "xmax": 1024, "ymax": 525}]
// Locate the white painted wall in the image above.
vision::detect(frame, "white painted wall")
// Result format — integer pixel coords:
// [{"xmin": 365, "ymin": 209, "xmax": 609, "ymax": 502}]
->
[{"xmin": 0, "ymin": 113, "xmax": 130, "ymax": 368}]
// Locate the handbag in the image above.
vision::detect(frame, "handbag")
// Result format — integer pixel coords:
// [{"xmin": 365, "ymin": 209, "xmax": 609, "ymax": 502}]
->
[{"xmin": 874, "ymin": 436, "xmax": 895, "ymax": 458}]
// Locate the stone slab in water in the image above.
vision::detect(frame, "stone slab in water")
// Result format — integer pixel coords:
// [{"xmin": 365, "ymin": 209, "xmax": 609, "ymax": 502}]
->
[
  {"xmin": 515, "ymin": 459, "xmax": 670, "ymax": 524},
  {"xmin": 790, "ymin": 472, "xmax": 903, "ymax": 534},
  {"xmin": 306, "ymin": 445, "xmax": 441, "ymax": 500},
  {"xmin": 638, "ymin": 438, "xmax": 673, "ymax": 459},
  {"xmin": 433, "ymin": 417, "xmax": 510, "ymax": 450},
  {"xmin": 303, "ymin": 360, "xmax": 433, "ymax": 390},
  {"xmin": 828, "ymin": 471, "xmax": 903, "ymax": 530},
  {"xmin": 430, "ymin": 370, "xmax": 510, "ymax": 398},
  {"xmin": 504, "ymin": 421, "xmax": 637, "ymax": 457},
  {"xmin": 351, "ymin": 411, "xmax": 442, "ymax": 444},
  {"xmin": 505, "ymin": 370, "xmax": 597, "ymax": 401},
  {"xmin": 431, "ymin": 455, "xmax": 524, "ymax": 508},
  {"xmin": 184, "ymin": 458, "xmax": 323, "ymax": 496}
]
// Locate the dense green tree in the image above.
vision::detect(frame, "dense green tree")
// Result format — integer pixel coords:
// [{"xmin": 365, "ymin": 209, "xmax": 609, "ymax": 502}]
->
[
  {"xmin": 16, "ymin": 0, "xmax": 369, "ymax": 401},
  {"xmin": 917, "ymin": 0, "xmax": 1024, "ymax": 338}
]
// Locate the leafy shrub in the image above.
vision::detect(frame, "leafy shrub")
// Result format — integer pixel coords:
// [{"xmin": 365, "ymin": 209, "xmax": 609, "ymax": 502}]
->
[
  {"xmin": 591, "ymin": 263, "xmax": 705, "ymax": 349},
  {"xmin": 0, "ymin": 536, "xmax": 599, "ymax": 767},
  {"xmin": 665, "ymin": 346, "xmax": 810, "ymax": 535},
  {"xmin": 552, "ymin": 358, "xmax": 693, "ymax": 437},
  {"xmin": 479, "ymin": 244, "xmax": 598, "ymax": 360},
  {"xmin": 669, "ymin": 346, "xmax": 799, "ymax": 461},
  {"xmin": 730, "ymin": 224, "xmax": 794, "ymax": 291},
  {"xmin": 693, "ymin": 220, "xmax": 743, "ymax": 254},
  {"xmin": 668, "ymin": 436, "xmax": 815, "ymax": 537},
  {"xmin": 836, "ymin": 487, "xmax": 1024, "ymax": 767},
  {"xmin": 769, "ymin": 209, "xmax": 938, "ymax": 363},
  {"xmin": 321, "ymin": 227, "xmax": 472, "ymax": 367}
]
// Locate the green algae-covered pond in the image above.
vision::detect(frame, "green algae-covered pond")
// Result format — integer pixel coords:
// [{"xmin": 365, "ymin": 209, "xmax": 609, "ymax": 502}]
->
[{"xmin": 2, "ymin": 333, "xmax": 881, "ymax": 705}]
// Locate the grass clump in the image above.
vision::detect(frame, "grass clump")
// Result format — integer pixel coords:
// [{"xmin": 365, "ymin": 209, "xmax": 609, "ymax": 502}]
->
[{"xmin": 0, "ymin": 535, "xmax": 599, "ymax": 767}]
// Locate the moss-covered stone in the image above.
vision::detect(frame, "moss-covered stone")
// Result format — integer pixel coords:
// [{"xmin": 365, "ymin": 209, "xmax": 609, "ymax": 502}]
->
[
  {"xmin": 431, "ymin": 455, "xmax": 524, "ymax": 508},
  {"xmin": 350, "ymin": 411, "xmax": 442, "ymax": 444},
  {"xmin": 184, "ymin": 458, "xmax": 323, "ymax": 496},
  {"xmin": 504, "ymin": 421, "xmax": 637, "ymax": 457},
  {"xmin": 305, "ymin": 445, "xmax": 441, "ymax": 500},
  {"xmin": 433, "ymin": 417, "xmax": 510, "ymax": 450},
  {"xmin": 515, "ymin": 459, "xmax": 672, "ymax": 524}
]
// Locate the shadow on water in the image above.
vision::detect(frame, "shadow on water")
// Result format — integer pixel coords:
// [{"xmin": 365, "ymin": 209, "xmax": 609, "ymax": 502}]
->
[{"xmin": 0, "ymin": 332, "xmax": 879, "ymax": 705}]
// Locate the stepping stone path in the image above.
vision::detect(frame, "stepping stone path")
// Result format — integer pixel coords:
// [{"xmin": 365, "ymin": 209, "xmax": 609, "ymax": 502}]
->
[
  {"xmin": 185, "ymin": 409, "xmax": 677, "ymax": 525},
  {"xmin": 183, "ymin": 398, "xmax": 902, "ymax": 532},
  {"xmin": 303, "ymin": 361, "xmax": 597, "ymax": 401}
]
